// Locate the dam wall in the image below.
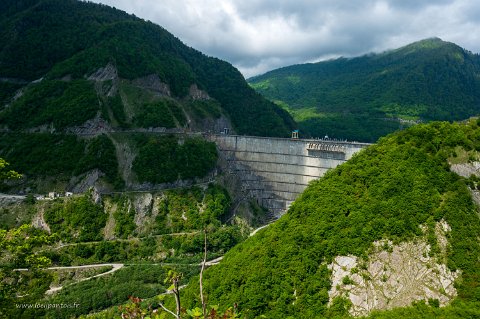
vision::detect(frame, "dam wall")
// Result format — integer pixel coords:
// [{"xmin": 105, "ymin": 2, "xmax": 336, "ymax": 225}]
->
[{"xmin": 209, "ymin": 134, "xmax": 370, "ymax": 217}]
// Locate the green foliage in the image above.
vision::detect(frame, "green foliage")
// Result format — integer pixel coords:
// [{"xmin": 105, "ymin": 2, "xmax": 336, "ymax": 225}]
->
[
  {"xmin": 0, "ymin": 225, "xmax": 56, "ymax": 318},
  {"xmin": 0, "ymin": 180, "xmax": 242, "ymax": 318},
  {"xmin": 0, "ymin": 0, "xmax": 136, "ymax": 80},
  {"xmin": 0, "ymin": 157, "xmax": 21, "ymax": 181},
  {"xmin": 113, "ymin": 196, "xmax": 136, "ymax": 239},
  {"xmin": 0, "ymin": 0, "xmax": 295, "ymax": 136},
  {"xmin": 134, "ymin": 99, "xmax": 186, "ymax": 128},
  {"xmin": 184, "ymin": 54, "xmax": 295, "ymax": 136},
  {"xmin": 106, "ymin": 94, "xmax": 129, "ymax": 128},
  {"xmin": 250, "ymin": 38, "xmax": 480, "ymax": 141},
  {"xmin": 0, "ymin": 81, "xmax": 24, "ymax": 106},
  {"xmin": 186, "ymin": 100, "xmax": 222, "ymax": 120},
  {"xmin": 0, "ymin": 80, "xmax": 98, "ymax": 130},
  {"xmin": 298, "ymin": 114, "xmax": 403, "ymax": 142},
  {"xmin": 0, "ymin": 133, "xmax": 120, "ymax": 186},
  {"xmin": 132, "ymin": 135, "xmax": 217, "ymax": 184},
  {"xmin": 42, "ymin": 265, "xmax": 197, "ymax": 319},
  {"xmin": 0, "ymin": 133, "xmax": 84, "ymax": 176},
  {"xmin": 41, "ymin": 185, "xmax": 237, "ymax": 266},
  {"xmin": 153, "ymin": 185, "xmax": 230, "ymax": 234},
  {"xmin": 44, "ymin": 194, "xmax": 107, "ymax": 242},
  {"xmin": 182, "ymin": 120, "xmax": 480, "ymax": 318}
]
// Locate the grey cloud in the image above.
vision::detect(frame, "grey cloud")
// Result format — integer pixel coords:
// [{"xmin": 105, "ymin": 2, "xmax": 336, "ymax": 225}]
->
[
  {"xmin": 92, "ymin": 0, "xmax": 480, "ymax": 78},
  {"xmin": 386, "ymin": 0, "xmax": 455, "ymax": 11}
]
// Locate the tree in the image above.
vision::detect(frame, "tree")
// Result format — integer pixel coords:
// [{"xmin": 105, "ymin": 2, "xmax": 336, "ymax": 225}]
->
[
  {"xmin": 0, "ymin": 225, "xmax": 57, "ymax": 318},
  {"xmin": 0, "ymin": 159, "xmax": 56, "ymax": 317},
  {"xmin": 158, "ymin": 270, "xmax": 183, "ymax": 319},
  {"xmin": 121, "ymin": 228, "xmax": 240, "ymax": 319},
  {"xmin": 0, "ymin": 158, "xmax": 21, "ymax": 182}
]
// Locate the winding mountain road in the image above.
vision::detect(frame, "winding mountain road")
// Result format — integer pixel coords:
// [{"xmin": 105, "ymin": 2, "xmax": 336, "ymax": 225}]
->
[
  {"xmin": 45, "ymin": 263, "xmax": 124, "ymax": 294},
  {"xmin": 16, "ymin": 222, "xmax": 273, "ymax": 295}
]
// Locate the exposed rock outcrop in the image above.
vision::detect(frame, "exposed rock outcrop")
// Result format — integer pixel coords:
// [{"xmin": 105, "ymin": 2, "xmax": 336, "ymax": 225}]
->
[
  {"xmin": 67, "ymin": 113, "xmax": 112, "ymax": 136},
  {"xmin": 189, "ymin": 84, "xmax": 210, "ymax": 100},
  {"xmin": 87, "ymin": 63, "xmax": 118, "ymax": 82},
  {"xmin": 328, "ymin": 221, "xmax": 459, "ymax": 317},
  {"xmin": 133, "ymin": 193, "xmax": 153, "ymax": 228},
  {"xmin": 132, "ymin": 74, "xmax": 171, "ymax": 96},
  {"xmin": 32, "ymin": 210, "xmax": 51, "ymax": 233},
  {"xmin": 450, "ymin": 161, "xmax": 480, "ymax": 178},
  {"xmin": 70, "ymin": 169, "xmax": 105, "ymax": 194}
]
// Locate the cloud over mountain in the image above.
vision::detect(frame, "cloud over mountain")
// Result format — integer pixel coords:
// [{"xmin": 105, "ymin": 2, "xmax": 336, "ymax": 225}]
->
[{"xmin": 92, "ymin": 0, "xmax": 480, "ymax": 77}]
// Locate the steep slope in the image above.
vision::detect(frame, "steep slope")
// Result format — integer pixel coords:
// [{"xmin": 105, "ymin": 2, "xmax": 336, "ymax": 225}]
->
[
  {"xmin": 0, "ymin": 184, "xmax": 250, "ymax": 318},
  {"xmin": 0, "ymin": 0, "xmax": 295, "ymax": 193},
  {"xmin": 183, "ymin": 119, "xmax": 480, "ymax": 318},
  {"xmin": 249, "ymin": 38, "xmax": 480, "ymax": 142},
  {"xmin": 0, "ymin": 0, "xmax": 294, "ymax": 137}
]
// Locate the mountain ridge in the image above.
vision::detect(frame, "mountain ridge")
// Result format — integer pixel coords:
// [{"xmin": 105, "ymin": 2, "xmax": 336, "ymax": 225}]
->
[
  {"xmin": 0, "ymin": 0, "xmax": 295, "ymax": 137},
  {"xmin": 249, "ymin": 38, "xmax": 480, "ymax": 142}
]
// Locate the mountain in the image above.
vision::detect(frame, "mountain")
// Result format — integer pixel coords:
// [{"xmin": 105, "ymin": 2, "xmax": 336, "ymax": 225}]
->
[
  {"xmin": 0, "ymin": 0, "xmax": 294, "ymax": 136},
  {"xmin": 249, "ymin": 38, "xmax": 480, "ymax": 142},
  {"xmin": 183, "ymin": 118, "xmax": 480, "ymax": 318},
  {"xmin": 0, "ymin": 0, "xmax": 295, "ymax": 192}
]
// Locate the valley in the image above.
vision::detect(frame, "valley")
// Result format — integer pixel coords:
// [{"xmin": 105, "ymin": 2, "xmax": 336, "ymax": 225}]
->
[{"xmin": 0, "ymin": 0, "xmax": 480, "ymax": 318}]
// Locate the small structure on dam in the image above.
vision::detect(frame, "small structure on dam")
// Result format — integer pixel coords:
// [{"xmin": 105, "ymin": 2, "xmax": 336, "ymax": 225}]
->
[{"xmin": 209, "ymin": 134, "xmax": 371, "ymax": 217}]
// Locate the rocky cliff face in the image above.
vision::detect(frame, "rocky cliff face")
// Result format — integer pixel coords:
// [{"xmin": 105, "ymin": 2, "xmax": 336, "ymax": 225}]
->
[
  {"xmin": 450, "ymin": 161, "xmax": 480, "ymax": 178},
  {"xmin": 450, "ymin": 160, "xmax": 480, "ymax": 211},
  {"xmin": 328, "ymin": 152, "xmax": 480, "ymax": 318},
  {"xmin": 328, "ymin": 220, "xmax": 458, "ymax": 317}
]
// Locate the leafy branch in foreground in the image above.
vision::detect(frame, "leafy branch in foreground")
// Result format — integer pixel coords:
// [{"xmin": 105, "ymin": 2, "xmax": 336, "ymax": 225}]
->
[{"xmin": 120, "ymin": 229, "xmax": 241, "ymax": 319}]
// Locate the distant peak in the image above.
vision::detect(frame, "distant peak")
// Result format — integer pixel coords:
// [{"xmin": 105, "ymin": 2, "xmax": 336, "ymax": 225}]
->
[{"xmin": 421, "ymin": 37, "xmax": 444, "ymax": 42}]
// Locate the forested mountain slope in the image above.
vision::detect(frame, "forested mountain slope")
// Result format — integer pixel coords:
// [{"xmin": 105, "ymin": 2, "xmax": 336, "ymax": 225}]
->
[
  {"xmin": 249, "ymin": 38, "xmax": 480, "ymax": 142},
  {"xmin": 0, "ymin": 0, "xmax": 294, "ymax": 193},
  {"xmin": 183, "ymin": 118, "xmax": 480, "ymax": 318},
  {"xmin": 0, "ymin": 0, "xmax": 294, "ymax": 136}
]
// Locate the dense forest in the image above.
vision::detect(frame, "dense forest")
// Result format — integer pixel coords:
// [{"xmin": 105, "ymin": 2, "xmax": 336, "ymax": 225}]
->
[
  {"xmin": 180, "ymin": 119, "xmax": 480, "ymax": 318},
  {"xmin": 249, "ymin": 38, "xmax": 480, "ymax": 142},
  {"xmin": 0, "ymin": 132, "xmax": 220, "ymax": 193},
  {"xmin": 0, "ymin": 0, "xmax": 294, "ymax": 137},
  {"xmin": 0, "ymin": 133, "xmax": 123, "ymax": 190}
]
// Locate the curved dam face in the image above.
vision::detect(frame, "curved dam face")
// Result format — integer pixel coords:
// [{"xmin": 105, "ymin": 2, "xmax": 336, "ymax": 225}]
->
[{"xmin": 210, "ymin": 135, "xmax": 371, "ymax": 217}]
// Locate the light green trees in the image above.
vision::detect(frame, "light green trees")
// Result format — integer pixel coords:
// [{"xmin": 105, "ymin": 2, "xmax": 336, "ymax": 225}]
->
[
  {"xmin": 0, "ymin": 158, "xmax": 21, "ymax": 182},
  {"xmin": 0, "ymin": 158, "xmax": 56, "ymax": 317}
]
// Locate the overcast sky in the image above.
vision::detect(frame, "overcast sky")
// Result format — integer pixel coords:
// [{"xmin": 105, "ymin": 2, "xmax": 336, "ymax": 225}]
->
[{"xmin": 91, "ymin": 0, "xmax": 480, "ymax": 78}]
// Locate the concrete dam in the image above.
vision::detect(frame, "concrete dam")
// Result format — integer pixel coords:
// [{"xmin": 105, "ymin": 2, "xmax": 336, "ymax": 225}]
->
[{"xmin": 209, "ymin": 135, "xmax": 371, "ymax": 217}]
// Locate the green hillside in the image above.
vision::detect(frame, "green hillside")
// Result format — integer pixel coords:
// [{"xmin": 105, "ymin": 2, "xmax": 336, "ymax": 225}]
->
[
  {"xmin": 0, "ymin": 132, "xmax": 218, "ymax": 192},
  {"xmin": 182, "ymin": 119, "xmax": 480, "ymax": 318},
  {"xmin": 0, "ymin": 0, "xmax": 294, "ymax": 136},
  {"xmin": 249, "ymin": 38, "xmax": 480, "ymax": 142},
  {"xmin": 0, "ymin": 185, "xmax": 248, "ymax": 318},
  {"xmin": 0, "ymin": 0, "xmax": 295, "ymax": 193}
]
